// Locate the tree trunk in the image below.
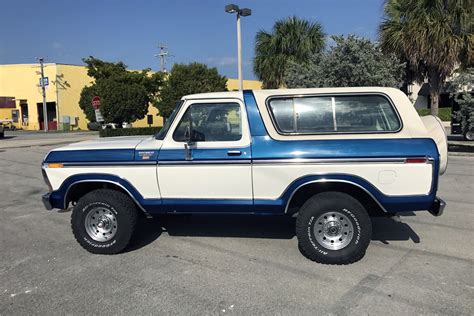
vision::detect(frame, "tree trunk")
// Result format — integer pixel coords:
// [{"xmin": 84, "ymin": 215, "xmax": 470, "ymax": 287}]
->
[
  {"xmin": 430, "ymin": 90, "xmax": 440, "ymax": 117},
  {"xmin": 427, "ymin": 68, "xmax": 442, "ymax": 117}
]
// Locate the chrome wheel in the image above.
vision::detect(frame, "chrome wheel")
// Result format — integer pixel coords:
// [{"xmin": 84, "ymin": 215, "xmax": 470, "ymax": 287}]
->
[
  {"xmin": 84, "ymin": 207, "xmax": 118, "ymax": 242},
  {"xmin": 314, "ymin": 211, "xmax": 354, "ymax": 250}
]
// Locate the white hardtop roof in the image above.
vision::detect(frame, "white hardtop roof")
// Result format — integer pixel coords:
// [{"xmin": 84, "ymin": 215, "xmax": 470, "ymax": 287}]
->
[
  {"xmin": 182, "ymin": 87, "xmax": 403, "ymax": 101},
  {"xmin": 182, "ymin": 91, "xmax": 243, "ymax": 100}
]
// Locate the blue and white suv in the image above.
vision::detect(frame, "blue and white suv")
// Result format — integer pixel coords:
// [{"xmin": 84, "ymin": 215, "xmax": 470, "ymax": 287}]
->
[{"xmin": 42, "ymin": 87, "xmax": 447, "ymax": 264}]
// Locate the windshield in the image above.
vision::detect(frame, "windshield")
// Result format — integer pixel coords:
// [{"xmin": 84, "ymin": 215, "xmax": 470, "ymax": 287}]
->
[{"xmin": 155, "ymin": 100, "xmax": 184, "ymax": 140}]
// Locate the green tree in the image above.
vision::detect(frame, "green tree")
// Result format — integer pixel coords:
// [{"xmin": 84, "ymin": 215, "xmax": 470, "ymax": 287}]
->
[
  {"xmin": 285, "ymin": 35, "xmax": 405, "ymax": 88},
  {"xmin": 449, "ymin": 68, "xmax": 474, "ymax": 139},
  {"xmin": 156, "ymin": 63, "xmax": 227, "ymax": 118},
  {"xmin": 79, "ymin": 57, "xmax": 164, "ymax": 124},
  {"xmin": 254, "ymin": 16, "xmax": 325, "ymax": 89},
  {"xmin": 379, "ymin": 0, "xmax": 473, "ymax": 116}
]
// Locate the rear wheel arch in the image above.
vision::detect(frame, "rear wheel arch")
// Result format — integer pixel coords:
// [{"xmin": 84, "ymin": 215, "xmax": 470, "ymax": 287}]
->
[{"xmin": 286, "ymin": 180, "xmax": 387, "ymax": 217}]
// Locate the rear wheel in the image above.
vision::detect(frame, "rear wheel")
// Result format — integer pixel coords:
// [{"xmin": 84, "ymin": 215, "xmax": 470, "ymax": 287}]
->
[
  {"xmin": 296, "ymin": 192, "xmax": 372, "ymax": 264},
  {"xmin": 71, "ymin": 189, "xmax": 138, "ymax": 254}
]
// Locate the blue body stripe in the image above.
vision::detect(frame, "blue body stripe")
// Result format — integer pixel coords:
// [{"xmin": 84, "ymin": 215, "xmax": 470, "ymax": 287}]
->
[
  {"xmin": 251, "ymin": 137, "xmax": 439, "ymax": 160},
  {"xmin": 45, "ymin": 149, "xmax": 135, "ymax": 163}
]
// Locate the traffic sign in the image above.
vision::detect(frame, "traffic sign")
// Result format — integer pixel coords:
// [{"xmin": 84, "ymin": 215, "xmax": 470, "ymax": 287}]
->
[
  {"xmin": 95, "ymin": 109, "xmax": 104, "ymax": 122},
  {"xmin": 92, "ymin": 96, "xmax": 101, "ymax": 109},
  {"xmin": 39, "ymin": 77, "xmax": 49, "ymax": 87}
]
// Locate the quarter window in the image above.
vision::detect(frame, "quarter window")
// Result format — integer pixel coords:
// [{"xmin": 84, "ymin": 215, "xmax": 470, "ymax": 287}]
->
[
  {"xmin": 173, "ymin": 103, "xmax": 242, "ymax": 142},
  {"xmin": 268, "ymin": 95, "xmax": 400, "ymax": 134}
]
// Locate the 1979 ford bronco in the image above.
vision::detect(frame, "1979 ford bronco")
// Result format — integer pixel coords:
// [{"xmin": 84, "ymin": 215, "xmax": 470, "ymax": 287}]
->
[{"xmin": 42, "ymin": 87, "xmax": 447, "ymax": 264}]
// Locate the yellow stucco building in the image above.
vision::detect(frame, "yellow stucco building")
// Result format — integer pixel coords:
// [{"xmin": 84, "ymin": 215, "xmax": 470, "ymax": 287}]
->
[{"xmin": 0, "ymin": 63, "xmax": 262, "ymax": 131}]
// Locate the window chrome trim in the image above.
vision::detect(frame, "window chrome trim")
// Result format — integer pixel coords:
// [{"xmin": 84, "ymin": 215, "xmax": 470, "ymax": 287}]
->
[
  {"xmin": 252, "ymin": 157, "xmax": 410, "ymax": 165},
  {"xmin": 265, "ymin": 92, "xmax": 403, "ymax": 136}
]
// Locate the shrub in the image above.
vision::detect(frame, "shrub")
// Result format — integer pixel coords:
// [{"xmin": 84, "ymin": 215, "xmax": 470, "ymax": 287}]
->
[{"xmin": 99, "ymin": 127, "xmax": 161, "ymax": 137}]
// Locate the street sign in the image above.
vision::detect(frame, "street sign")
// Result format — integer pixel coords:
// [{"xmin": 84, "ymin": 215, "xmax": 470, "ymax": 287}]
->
[
  {"xmin": 39, "ymin": 77, "xmax": 49, "ymax": 87},
  {"xmin": 95, "ymin": 109, "xmax": 104, "ymax": 122},
  {"xmin": 92, "ymin": 96, "xmax": 101, "ymax": 109}
]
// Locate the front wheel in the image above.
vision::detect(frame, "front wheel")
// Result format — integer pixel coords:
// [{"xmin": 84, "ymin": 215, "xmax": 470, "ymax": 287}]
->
[
  {"xmin": 296, "ymin": 192, "xmax": 372, "ymax": 264},
  {"xmin": 71, "ymin": 189, "xmax": 138, "ymax": 254}
]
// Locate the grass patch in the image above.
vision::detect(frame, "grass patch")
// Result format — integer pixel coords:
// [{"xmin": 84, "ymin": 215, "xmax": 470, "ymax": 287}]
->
[
  {"xmin": 416, "ymin": 107, "xmax": 452, "ymax": 121},
  {"xmin": 99, "ymin": 127, "xmax": 162, "ymax": 137}
]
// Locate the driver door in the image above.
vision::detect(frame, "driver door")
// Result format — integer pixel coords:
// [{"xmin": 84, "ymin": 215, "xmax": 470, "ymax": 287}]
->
[{"xmin": 157, "ymin": 99, "xmax": 253, "ymax": 213}]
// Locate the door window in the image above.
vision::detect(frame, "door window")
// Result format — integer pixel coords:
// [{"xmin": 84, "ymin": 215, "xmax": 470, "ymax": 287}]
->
[{"xmin": 173, "ymin": 103, "xmax": 242, "ymax": 142}]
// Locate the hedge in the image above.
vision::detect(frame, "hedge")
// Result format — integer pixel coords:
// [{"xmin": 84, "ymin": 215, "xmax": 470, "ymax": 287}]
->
[
  {"xmin": 416, "ymin": 107, "xmax": 451, "ymax": 122},
  {"xmin": 99, "ymin": 127, "xmax": 162, "ymax": 137}
]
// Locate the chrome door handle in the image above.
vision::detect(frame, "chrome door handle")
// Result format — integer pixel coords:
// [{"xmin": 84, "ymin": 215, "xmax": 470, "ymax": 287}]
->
[{"xmin": 227, "ymin": 150, "xmax": 241, "ymax": 156}]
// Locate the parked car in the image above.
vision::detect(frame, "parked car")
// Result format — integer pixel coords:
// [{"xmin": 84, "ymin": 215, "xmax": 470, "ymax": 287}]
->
[
  {"xmin": 0, "ymin": 122, "xmax": 4, "ymax": 138},
  {"xmin": 87, "ymin": 121, "xmax": 101, "ymax": 131},
  {"xmin": 41, "ymin": 87, "xmax": 447, "ymax": 264},
  {"xmin": 87, "ymin": 122, "xmax": 132, "ymax": 131}
]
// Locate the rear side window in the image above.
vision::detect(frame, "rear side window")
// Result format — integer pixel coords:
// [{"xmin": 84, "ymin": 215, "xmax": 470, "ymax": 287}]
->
[{"xmin": 268, "ymin": 94, "xmax": 401, "ymax": 134}]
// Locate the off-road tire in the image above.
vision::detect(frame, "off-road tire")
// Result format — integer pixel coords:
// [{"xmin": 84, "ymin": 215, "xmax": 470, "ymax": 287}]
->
[
  {"xmin": 71, "ymin": 189, "xmax": 138, "ymax": 254},
  {"xmin": 296, "ymin": 192, "xmax": 372, "ymax": 265}
]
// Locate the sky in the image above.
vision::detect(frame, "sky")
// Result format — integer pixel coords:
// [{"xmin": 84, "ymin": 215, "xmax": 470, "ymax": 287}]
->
[{"xmin": 0, "ymin": 0, "xmax": 386, "ymax": 80}]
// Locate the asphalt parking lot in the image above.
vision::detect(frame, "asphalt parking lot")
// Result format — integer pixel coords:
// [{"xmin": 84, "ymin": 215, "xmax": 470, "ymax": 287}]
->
[{"xmin": 1, "ymin": 142, "xmax": 473, "ymax": 315}]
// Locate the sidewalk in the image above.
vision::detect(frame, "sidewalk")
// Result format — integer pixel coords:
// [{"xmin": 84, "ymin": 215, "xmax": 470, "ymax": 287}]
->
[{"xmin": 0, "ymin": 130, "xmax": 98, "ymax": 149}]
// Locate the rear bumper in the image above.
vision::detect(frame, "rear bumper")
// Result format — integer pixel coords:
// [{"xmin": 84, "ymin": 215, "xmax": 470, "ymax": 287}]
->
[
  {"xmin": 42, "ymin": 193, "xmax": 53, "ymax": 210},
  {"xmin": 428, "ymin": 197, "xmax": 446, "ymax": 217}
]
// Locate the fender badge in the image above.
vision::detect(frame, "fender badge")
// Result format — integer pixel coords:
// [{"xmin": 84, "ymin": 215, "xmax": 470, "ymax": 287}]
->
[{"xmin": 138, "ymin": 151, "xmax": 155, "ymax": 160}]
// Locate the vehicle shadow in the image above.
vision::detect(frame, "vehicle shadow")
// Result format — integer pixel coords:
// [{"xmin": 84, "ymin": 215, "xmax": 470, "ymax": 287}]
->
[
  {"xmin": 125, "ymin": 213, "xmax": 421, "ymax": 252},
  {"xmin": 371, "ymin": 216, "xmax": 420, "ymax": 244},
  {"xmin": 160, "ymin": 214, "xmax": 296, "ymax": 239},
  {"xmin": 126, "ymin": 218, "xmax": 163, "ymax": 252}
]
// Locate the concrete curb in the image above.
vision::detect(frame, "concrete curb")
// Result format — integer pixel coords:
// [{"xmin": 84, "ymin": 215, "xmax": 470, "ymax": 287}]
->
[
  {"xmin": 0, "ymin": 136, "xmax": 97, "ymax": 150},
  {"xmin": 448, "ymin": 151, "xmax": 474, "ymax": 157}
]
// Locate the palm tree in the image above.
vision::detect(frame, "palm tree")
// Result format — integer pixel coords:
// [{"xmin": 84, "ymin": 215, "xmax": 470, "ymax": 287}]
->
[
  {"xmin": 379, "ymin": 0, "xmax": 473, "ymax": 116},
  {"xmin": 254, "ymin": 16, "xmax": 325, "ymax": 89}
]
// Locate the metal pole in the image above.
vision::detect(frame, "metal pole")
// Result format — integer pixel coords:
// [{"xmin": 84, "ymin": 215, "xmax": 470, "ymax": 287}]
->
[
  {"xmin": 39, "ymin": 58, "xmax": 48, "ymax": 132},
  {"xmin": 55, "ymin": 74, "xmax": 60, "ymax": 131},
  {"xmin": 236, "ymin": 13, "xmax": 243, "ymax": 91}
]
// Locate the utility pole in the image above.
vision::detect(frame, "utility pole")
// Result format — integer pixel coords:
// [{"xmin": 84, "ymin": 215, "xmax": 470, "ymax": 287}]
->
[
  {"xmin": 154, "ymin": 44, "xmax": 173, "ymax": 72},
  {"xmin": 37, "ymin": 57, "xmax": 48, "ymax": 132}
]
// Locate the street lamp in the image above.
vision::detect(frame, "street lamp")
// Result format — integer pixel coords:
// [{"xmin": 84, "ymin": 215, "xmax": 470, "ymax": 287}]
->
[{"xmin": 225, "ymin": 4, "xmax": 251, "ymax": 91}]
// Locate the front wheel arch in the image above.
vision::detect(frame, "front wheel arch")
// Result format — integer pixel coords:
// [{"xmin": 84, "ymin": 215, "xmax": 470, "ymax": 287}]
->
[{"xmin": 66, "ymin": 181, "xmax": 149, "ymax": 218}]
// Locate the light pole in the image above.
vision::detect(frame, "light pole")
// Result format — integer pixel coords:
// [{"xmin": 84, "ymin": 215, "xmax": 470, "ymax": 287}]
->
[{"xmin": 225, "ymin": 4, "xmax": 251, "ymax": 91}]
